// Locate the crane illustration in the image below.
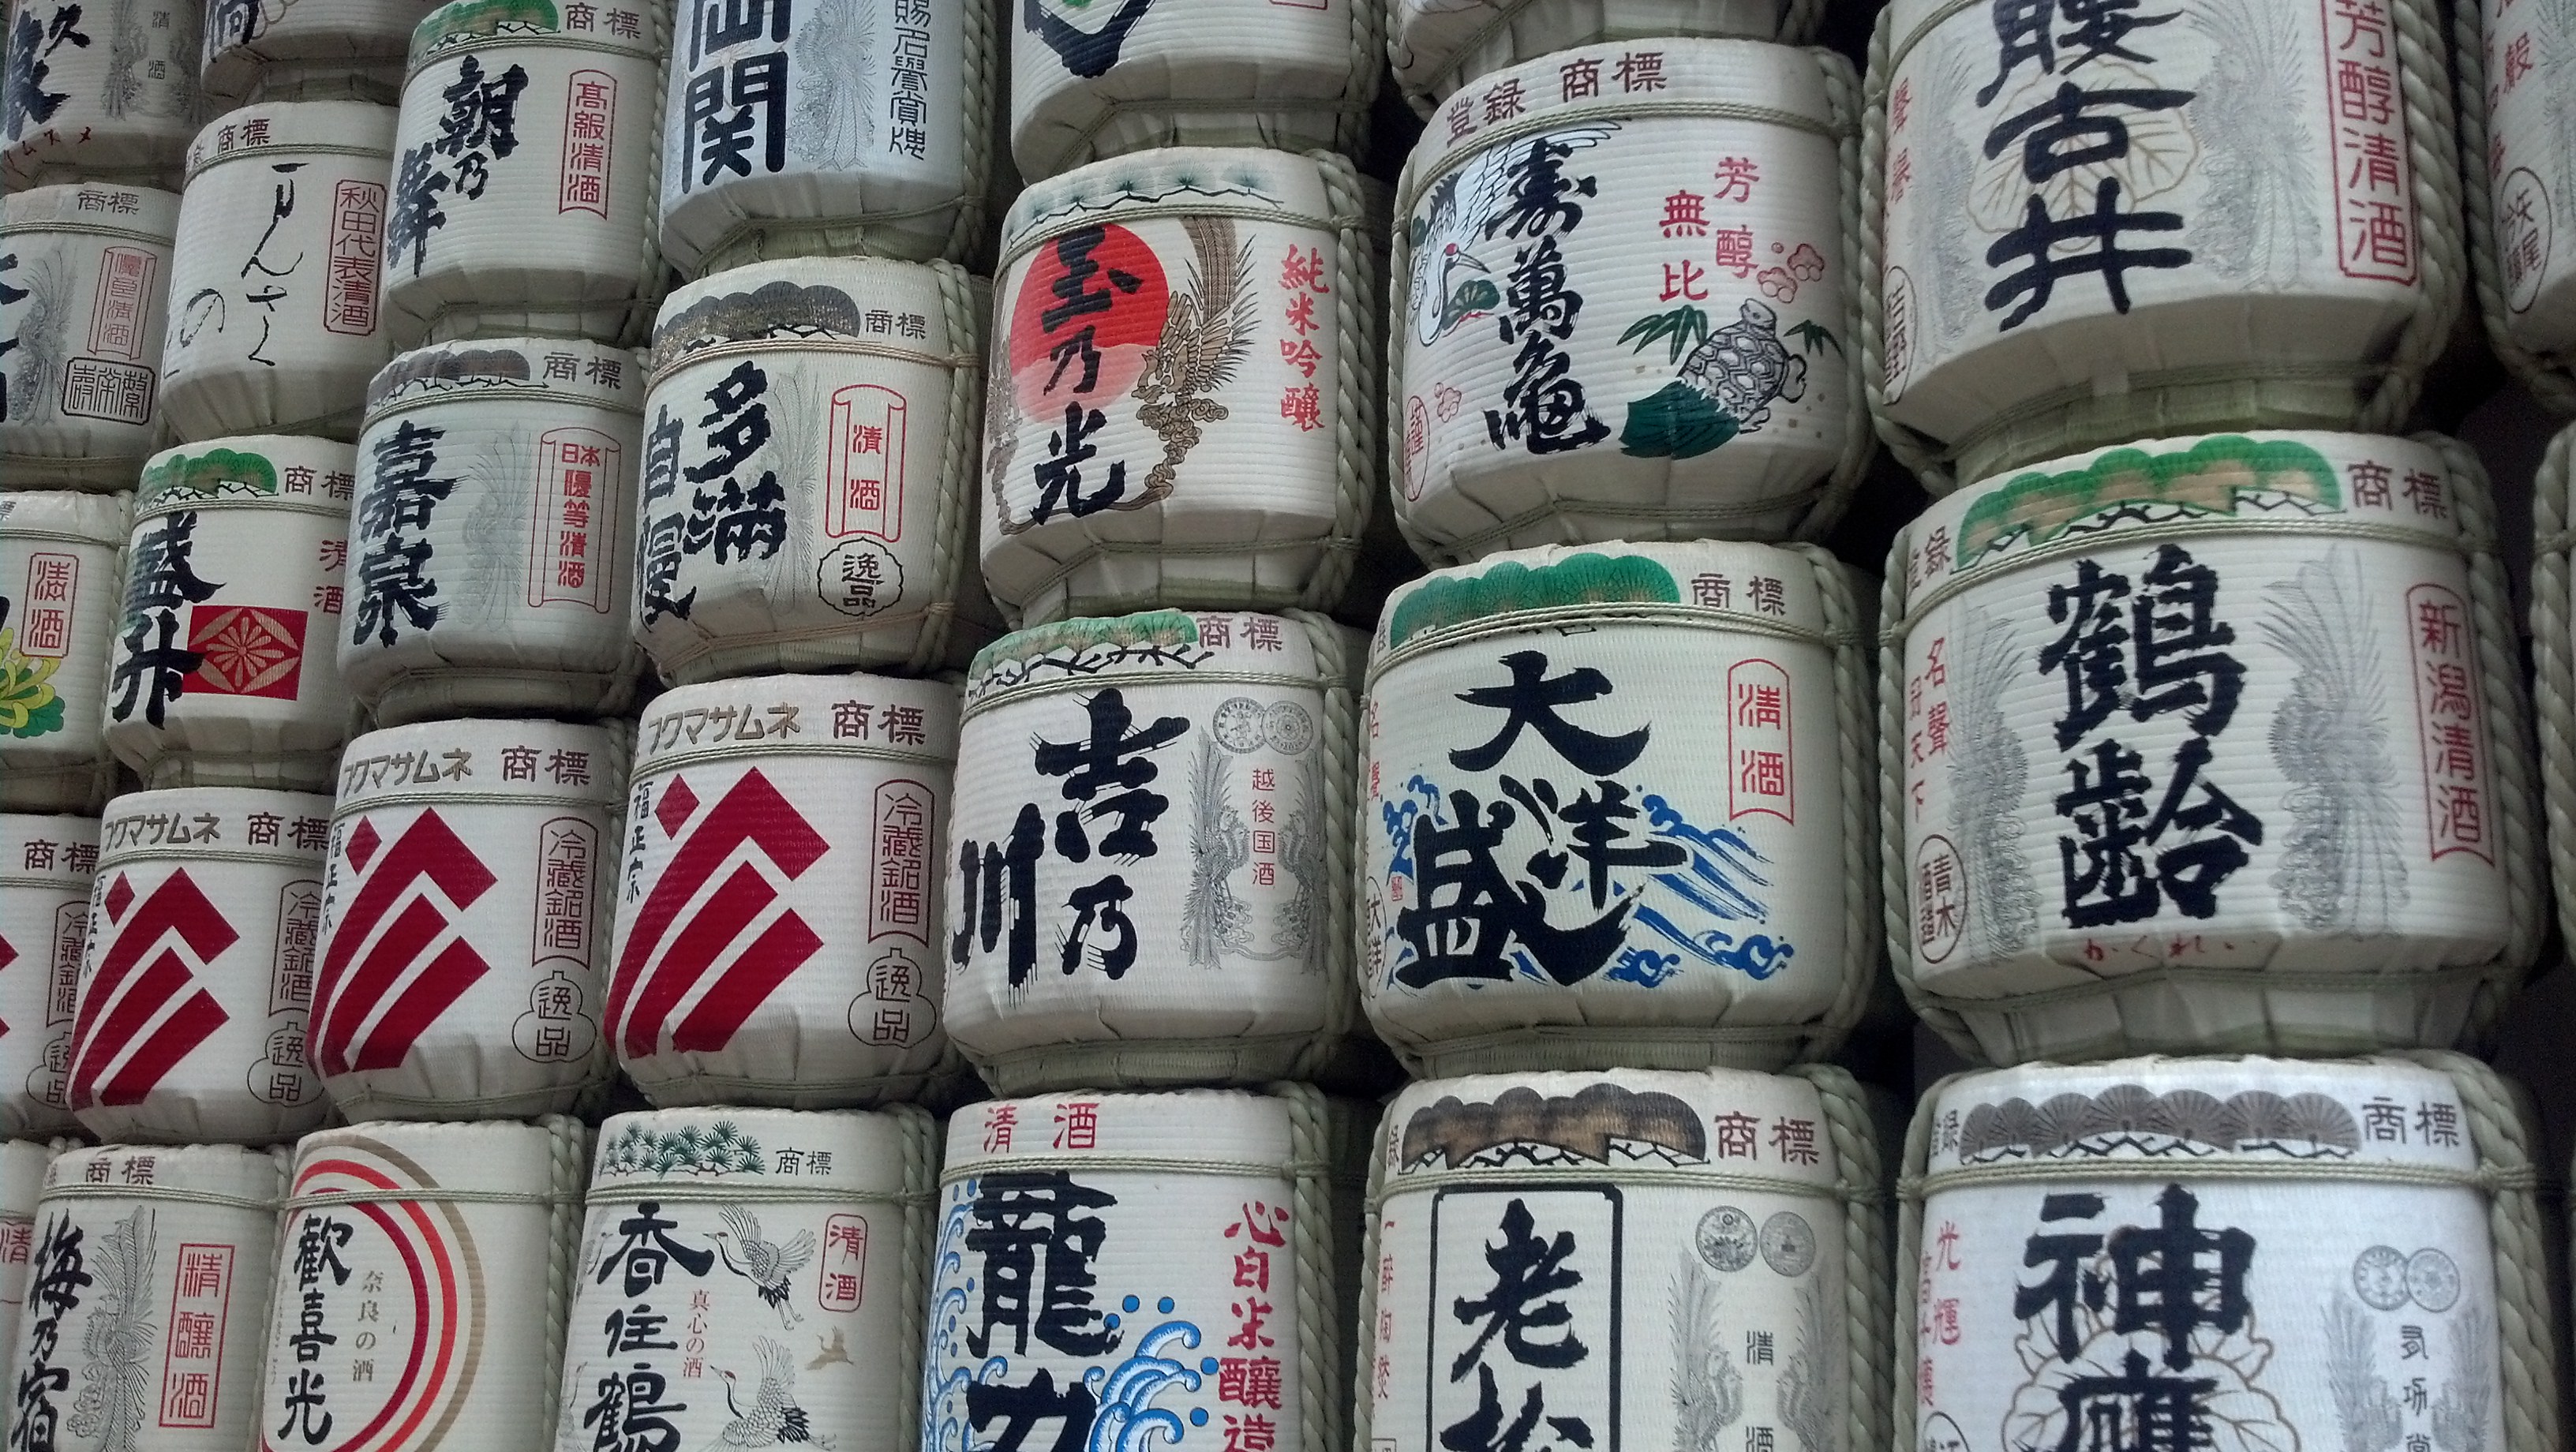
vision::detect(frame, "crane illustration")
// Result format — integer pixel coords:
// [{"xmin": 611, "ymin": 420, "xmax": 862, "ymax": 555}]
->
[
  {"xmin": 709, "ymin": 1204, "xmax": 815, "ymax": 1327},
  {"xmin": 706, "ymin": 1337, "xmax": 832, "ymax": 1450}
]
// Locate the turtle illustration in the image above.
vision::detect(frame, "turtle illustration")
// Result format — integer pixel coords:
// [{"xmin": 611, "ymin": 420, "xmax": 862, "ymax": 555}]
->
[{"xmin": 1679, "ymin": 298, "xmax": 1807, "ymax": 432}]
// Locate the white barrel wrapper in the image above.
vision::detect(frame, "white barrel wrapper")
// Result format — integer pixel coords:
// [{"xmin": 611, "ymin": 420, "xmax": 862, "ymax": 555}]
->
[
  {"xmin": 105, "ymin": 436, "xmax": 358, "ymax": 792},
  {"xmin": 945, "ymin": 609, "xmax": 1363, "ymax": 1090},
  {"xmin": 382, "ymin": 0, "xmax": 667, "ymax": 347},
  {"xmin": 0, "ymin": 1140, "xmax": 58, "ymax": 1366},
  {"xmin": 1901, "ymin": 1056, "xmax": 2552, "ymax": 1452},
  {"xmin": 1389, "ymin": 0, "xmax": 1816, "ymax": 110},
  {"xmin": 983, "ymin": 147, "xmax": 1380, "ymax": 625},
  {"xmin": 2, "ymin": 1143, "xmax": 291, "ymax": 1452},
  {"xmin": 200, "ymin": 0, "xmax": 442, "ymax": 103},
  {"xmin": 0, "ymin": 185, "xmax": 178, "ymax": 488},
  {"xmin": 342, "ymin": 336, "xmax": 643, "ymax": 724},
  {"xmin": 554, "ymin": 1106, "xmax": 934, "ymax": 1452},
  {"xmin": 256, "ymin": 1116, "xmax": 592, "ymax": 1452},
  {"xmin": 637, "ymin": 256, "xmax": 999, "ymax": 683},
  {"xmin": 313, "ymin": 719, "xmax": 624, "ymax": 1121},
  {"xmin": 923, "ymin": 1087, "xmax": 1355, "ymax": 1452},
  {"xmin": 1361, "ymin": 1068, "xmax": 1885, "ymax": 1452},
  {"xmin": 609, "ymin": 672, "xmax": 958, "ymax": 1107},
  {"xmin": 0, "ymin": 491, "xmax": 129, "ymax": 814},
  {"xmin": 1, "ymin": 0, "xmax": 205, "ymax": 188},
  {"xmin": 1363, "ymin": 541, "xmax": 1873, "ymax": 1074},
  {"xmin": 657, "ymin": 0, "xmax": 990, "ymax": 275},
  {"xmin": 162, "ymin": 102, "xmax": 397, "ymax": 443},
  {"xmin": 2479, "ymin": 0, "xmax": 2576, "ymax": 357},
  {"xmin": 71, "ymin": 786, "xmax": 333, "ymax": 1144},
  {"xmin": 0, "ymin": 817, "xmax": 91, "ymax": 1136},
  {"xmin": 1889, "ymin": 431, "xmax": 2537, "ymax": 1064},
  {"xmin": 1394, "ymin": 39, "xmax": 1863, "ymax": 559},
  {"xmin": 1870, "ymin": 0, "xmax": 2459, "ymax": 490},
  {"xmin": 1008, "ymin": 0, "xmax": 1380, "ymax": 182}
]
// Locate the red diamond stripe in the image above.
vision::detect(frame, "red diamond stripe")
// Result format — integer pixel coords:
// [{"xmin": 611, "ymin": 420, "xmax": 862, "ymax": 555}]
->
[
  {"xmin": 670, "ymin": 910, "xmax": 826, "ymax": 1053},
  {"xmin": 94, "ymin": 986, "xmax": 226, "ymax": 1106},
  {"xmin": 315, "ymin": 893, "xmax": 450, "ymax": 1076},
  {"xmin": 620, "ymin": 859, "xmax": 775, "ymax": 1057},
  {"xmin": 349, "ymin": 935, "xmax": 491, "ymax": 1072}
]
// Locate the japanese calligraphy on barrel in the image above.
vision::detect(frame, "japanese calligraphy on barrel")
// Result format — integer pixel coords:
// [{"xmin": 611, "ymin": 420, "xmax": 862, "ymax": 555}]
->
[
  {"xmin": 259, "ymin": 1116, "xmax": 591, "ymax": 1452},
  {"xmin": 556, "ymin": 1105, "xmax": 932, "ymax": 1452},
  {"xmin": 1900, "ymin": 1054, "xmax": 2552, "ymax": 1452},
  {"xmin": 162, "ymin": 102, "xmax": 397, "ymax": 444},
  {"xmin": 1869, "ymin": 0, "xmax": 2462, "ymax": 492},
  {"xmin": 0, "ymin": 817, "xmax": 92, "ymax": 1136},
  {"xmin": 1, "ymin": 1143, "xmax": 290, "ymax": 1451},
  {"xmin": 0, "ymin": 490, "xmax": 129, "ymax": 814},
  {"xmin": 636, "ymin": 256, "xmax": 999, "ymax": 683},
  {"xmin": 104, "ymin": 436, "xmax": 358, "ymax": 792},
  {"xmin": 2475, "ymin": 0, "xmax": 2576, "ymax": 401},
  {"xmin": 657, "ymin": 0, "xmax": 990, "ymax": 276},
  {"xmin": 200, "ymin": 0, "xmax": 441, "ymax": 104},
  {"xmin": 1887, "ymin": 431, "xmax": 2539, "ymax": 1065},
  {"xmin": 1361, "ymin": 541, "xmax": 1874, "ymax": 1076},
  {"xmin": 341, "ymin": 336, "xmax": 642, "ymax": 724},
  {"xmin": 924, "ymin": 1087, "xmax": 1358, "ymax": 1452},
  {"xmin": 313, "ymin": 719, "xmax": 624, "ymax": 1121},
  {"xmin": 984, "ymin": 147, "xmax": 1380, "ymax": 626},
  {"xmin": 2, "ymin": 0, "xmax": 204, "ymax": 189},
  {"xmin": 0, "ymin": 1140, "xmax": 61, "ymax": 1365},
  {"xmin": 71, "ymin": 786, "xmax": 333, "ymax": 1144},
  {"xmin": 1, "ymin": 185, "xmax": 179, "ymax": 488},
  {"xmin": 384, "ymin": 0, "xmax": 667, "ymax": 347},
  {"xmin": 945, "ymin": 609, "xmax": 1370, "ymax": 1091},
  {"xmin": 610, "ymin": 672, "xmax": 959, "ymax": 1108},
  {"xmin": 1393, "ymin": 39, "xmax": 1864, "ymax": 562},
  {"xmin": 1361, "ymin": 1067, "xmax": 1885, "ymax": 1452},
  {"xmin": 1009, "ymin": 0, "xmax": 1380, "ymax": 182},
  {"xmin": 1390, "ymin": 0, "xmax": 1818, "ymax": 112}
]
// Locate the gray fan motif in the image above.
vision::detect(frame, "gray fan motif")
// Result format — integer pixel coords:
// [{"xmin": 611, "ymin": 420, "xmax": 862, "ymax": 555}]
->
[
  {"xmin": 2186, "ymin": 0, "xmax": 2322, "ymax": 283},
  {"xmin": 791, "ymin": 0, "xmax": 876, "ymax": 170},
  {"xmin": 2262, "ymin": 548, "xmax": 2408, "ymax": 933}
]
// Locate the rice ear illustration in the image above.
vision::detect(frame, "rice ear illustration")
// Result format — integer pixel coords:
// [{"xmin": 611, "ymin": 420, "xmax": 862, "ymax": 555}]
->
[
  {"xmin": 2432, "ymin": 1313, "xmax": 2493, "ymax": 1452},
  {"xmin": 2263, "ymin": 547, "xmax": 2407, "ymax": 933},
  {"xmin": 2323, "ymin": 1293, "xmax": 2404, "ymax": 1452},
  {"xmin": 1777, "ymin": 1274, "xmax": 1838, "ymax": 1452},
  {"xmin": 1179, "ymin": 732, "xmax": 1251, "ymax": 967},
  {"xmin": 2187, "ymin": 0, "xmax": 2323, "ymax": 279},
  {"xmin": 1947, "ymin": 609, "xmax": 2037, "ymax": 958},
  {"xmin": 1668, "ymin": 1259, "xmax": 1741, "ymax": 1452}
]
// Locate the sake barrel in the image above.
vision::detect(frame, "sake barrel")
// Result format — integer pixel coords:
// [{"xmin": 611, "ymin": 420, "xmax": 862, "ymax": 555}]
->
[
  {"xmin": 200, "ymin": 0, "xmax": 440, "ymax": 104},
  {"xmin": 258, "ymin": 1116, "xmax": 591, "ymax": 1452},
  {"xmin": 1900, "ymin": 1054, "xmax": 2556, "ymax": 1452},
  {"xmin": 381, "ymin": 0, "xmax": 667, "ymax": 347},
  {"xmin": 0, "ymin": 816, "xmax": 93, "ymax": 1136},
  {"xmin": 4, "ymin": 1143, "xmax": 290, "ymax": 1452},
  {"xmin": 0, "ymin": 185, "xmax": 179, "ymax": 488},
  {"xmin": 0, "ymin": 490, "xmax": 129, "ymax": 814},
  {"xmin": 103, "ymin": 437, "xmax": 358, "ymax": 791},
  {"xmin": 2469, "ymin": 0, "xmax": 2576, "ymax": 403},
  {"xmin": 340, "ymin": 336, "xmax": 643, "ymax": 724},
  {"xmin": 313, "ymin": 718, "xmax": 623, "ymax": 1121},
  {"xmin": 923, "ymin": 1087, "xmax": 1356, "ymax": 1452},
  {"xmin": 945, "ymin": 609, "xmax": 1368, "ymax": 1091},
  {"xmin": 636, "ymin": 256, "xmax": 1001, "ymax": 683},
  {"xmin": 161, "ymin": 102, "xmax": 397, "ymax": 443},
  {"xmin": 1361, "ymin": 541, "xmax": 1873, "ymax": 1075},
  {"xmin": 1360, "ymin": 1067, "xmax": 1885, "ymax": 1452},
  {"xmin": 0, "ymin": 0, "xmax": 205, "ymax": 188},
  {"xmin": 1868, "ymin": 0, "xmax": 2463, "ymax": 493},
  {"xmin": 983, "ymin": 147, "xmax": 1379, "ymax": 625},
  {"xmin": 609, "ymin": 672, "xmax": 959, "ymax": 1108},
  {"xmin": 1389, "ymin": 0, "xmax": 1820, "ymax": 111},
  {"xmin": 1391, "ymin": 40, "xmax": 1863, "ymax": 562},
  {"xmin": 657, "ymin": 0, "xmax": 992, "ymax": 275},
  {"xmin": 1887, "ymin": 431, "xmax": 2540, "ymax": 1065},
  {"xmin": 556, "ymin": 1106, "xmax": 934, "ymax": 1452},
  {"xmin": 70, "ymin": 786, "xmax": 333, "ymax": 1144},
  {"xmin": 1008, "ymin": 0, "xmax": 1380, "ymax": 183},
  {"xmin": 0, "ymin": 1140, "xmax": 58, "ymax": 1365}
]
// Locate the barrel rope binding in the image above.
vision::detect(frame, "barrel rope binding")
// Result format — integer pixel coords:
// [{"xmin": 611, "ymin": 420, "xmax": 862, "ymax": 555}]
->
[
  {"xmin": 893, "ymin": 1106, "xmax": 937, "ymax": 1452},
  {"xmin": 964, "ymin": 663, "xmax": 1329, "ymax": 722},
  {"xmin": 635, "ymin": 0, "xmax": 672, "ymax": 345},
  {"xmin": 1275, "ymin": 1083, "xmax": 1338, "ymax": 1452},
  {"xmin": 2451, "ymin": 0, "xmax": 2576, "ymax": 413},
  {"xmin": 1794, "ymin": 543, "xmax": 1878, "ymax": 1052},
  {"xmin": 1297, "ymin": 609, "xmax": 1360, "ymax": 1053},
  {"xmin": 1429, "ymin": 485, "xmax": 1833, "ymax": 561},
  {"xmin": 543, "ymin": 1115, "xmax": 591, "ymax": 1446},
  {"xmin": 186, "ymin": 138, "xmax": 393, "ymax": 187},
  {"xmin": 1401, "ymin": 0, "xmax": 1817, "ymax": 114},
  {"xmin": 133, "ymin": 492, "xmax": 352, "ymax": 525},
  {"xmin": 364, "ymin": 376, "xmax": 645, "ymax": 431},
  {"xmin": 1046, "ymin": 90, "xmax": 1375, "ymax": 184},
  {"xmin": 1382, "ymin": 138, "xmax": 1446, "ymax": 567},
  {"xmin": 0, "ymin": 219, "xmax": 178, "ymax": 249},
  {"xmin": 1784, "ymin": 1064, "xmax": 1893, "ymax": 1452},
  {"xmin": 915, "ymin": 257, "xmax": 980, "ymax": 673},
  {"xmin": 1308, "ymin": 148, "xmax": 1379, "ymax": 616},
  {"xmin": 948, "ymin": 0, "xmax": 995, "ymax": 264},
  {"xmin": 2531, "ymin": 427, "xmax": 2576, "ymax": 952},
  {"xmin": 2354, "ymin": 0, "xmax": 2465, "ymax": 439},
  {"xmin": 1367, "ymin": 599, "xmax": 1849, "ymax": 690},
  {"xmin": 39, "ymin": 1181, "xmax": 285, "ymax": 1213},
  {"xmin": 938, "ymin": 1151, "xmax": 1321, "ymax": 1186},
  {"xmin": 1337, "ymin": 0, "xmax": 1384, "ymax": 162},
  {"xmin": 998, "ymin": 194, "xmax": 1357, "ymax": 280},
  {"xmin": 1800, "ymin": 44, "xmax": 1876, "ymax": 544},
  {"xmin": 582, "ymin": 1181, "xmax": 930, "ymax": 1208},
  {"xmin": 1878, "ymin": 527, "xmax": 1979, "ymax": 1058}
]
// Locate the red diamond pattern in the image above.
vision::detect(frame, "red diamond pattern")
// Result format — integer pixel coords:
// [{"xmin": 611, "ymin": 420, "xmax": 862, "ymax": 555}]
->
[
  {"xmin": 345, "ymin": 818, "xmax": 381, "ymax": 871},
  {"xmin": 103, "ymin": 873, "xmax": 134, "ymax": 923},
  {"xmin": 656, "ymin": 776, "xmax": 699, "ymax": 838}
]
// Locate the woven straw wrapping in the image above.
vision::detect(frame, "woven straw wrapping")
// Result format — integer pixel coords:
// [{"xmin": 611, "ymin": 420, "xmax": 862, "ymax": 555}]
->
[
  {"xmin": 200, "ymin": 0, "xmax": 441, "ymax": 103},
  {"xmin": 312, "ymin": 719, "xmax": 628, "ymax": 1121},
  {"xmin": 0, "ymin": 489, "xmax": 129, "ymax": 814},
  {"xmin": 105, "ymin": 436, "xmax": 358, "ymax": 794},
  {"xmin": 382, "ymin": 0, "xmax": 671, "ymax": 348},
  {"xmin": 983, "ymin": 146, "xmax": 1382, "ymax": 627},
  {"xmin": 0, "ymin": 185, "xmax": 179, "ymax": 488},
  {"xmin": 6, "ymin": 1143, "xmax": 293, "ymax": 1450},
  {"xmin": 341, "ymin": 336, "xmax": 645, "ymax": 724},
  {"xmin": 1860, "ymin": 0, "xmax": 2466, "ymax": 495},
  {"xmin": 1353, "ymin": 1066, "xmax": 1889, "ymax": 1452},
  {"xmin": 161, "ymin": 102, "xmax": 399, "ymax": 444},
  {"xmin": 1, "ymin": 0, "xmax": 204, "ymax": 188},
  {"xmin": 1387, "ymin": 39, "xmax": 1870, "ymax": 563},
  {"xmin": 636, "ymin": 256, "xmax": 1001, "ymax": 684},
  {"xmin": 926, "ymin": 1087, "xmax": 1358, "ymax": 1452},
  {"xmin": 1387, "ymin": 0, "xmax": 1824, "ymax": 113},
  {"xmin": 609, "ymin": 671, "xmax": 963, "ymax": 1109},
  {"xmin": 2454, "ymin": 0, "xmax": 2576, "ymax": 414},
  {"xmin": 1882, "ymin": 430, "xmax": 2540, "ymax": 1066},
  {"xmin": 1007, "ymin": 0, "xmax": 1380, "ymax": 183},
  {"xmin": 255, "ymin": 1115, "xmax": 593, "ymax": 1452},
  {"xmin": 945, "ymin": 609, "xmax": 1368, "ymax": 1092},
  {"xmin": 1895, "ymin": 1053, "xmax": 2561, "ymax": 1452},
  {"xmin": 1359, "ymin": 540, "xmax": 1877, "ymax": 1075},
  {"xmin": 0, "ymin": 818, "xmax": 92, "ymax": 1136}
]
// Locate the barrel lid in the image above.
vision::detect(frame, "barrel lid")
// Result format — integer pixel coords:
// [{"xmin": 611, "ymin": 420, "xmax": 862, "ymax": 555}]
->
[
  {"xmin": 650, "ymin": 256, "xmax": 964, "ymax": 380},
  {"xmin": 0, "ymin": 490, "xmax": 134, "ymax": 547},
  {"xmin": 940, "ymin": 1089, "xmax": 1294, "ymax": 1174},
  {"xmin": 1380, "ymin": 1068, "xmax": 1844, "ymax": 1194},
  {"xmin": 95, "ymin": 785, "xmax": 335, "ymax": 859},
  {"xmin": 365, "ymin": 336, "xmax": 647, "ymax": 419},
  {"xmin": 185, "ymin": 100, "xmax": 398, "ymax": 180},
  {"xmin": 634, "ymin": 671, "xmax": 960, "ymax": 768},
  {"xmin": 41, "ymin": 1142, "xmax": 290, "ymax": 1203},
  {"xmin": 592, "ymin": 1107, "xmax": 921, "ymax": 1199},
  {"xmin": 409, "ymin": 0, "xmax": 658, "ymax": 68},
  {"xmin": 137, "ymin": 436, "xmax": 360, "ymax": 515},
  {"xmin": 335, "ymin": 716, "xmax": 627, "ymax": 808},
  {"xmin": 0, "ymin": 183, "xmax": 181, "ymax": 239},
  {"xmin": 1372, "ymin": 540, "xmax": 1832, "ymax": 661},
  {"xmin": 1002, "ymin": 145, "xmax": 1335, "ymax": 257},
  {"xmin": 0, "ymin": 814, "xmax": 97, "ymax": 889},
  {"xmin": 967, "ymin": 610, "xmax": 1329, "ymax": 708}
]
